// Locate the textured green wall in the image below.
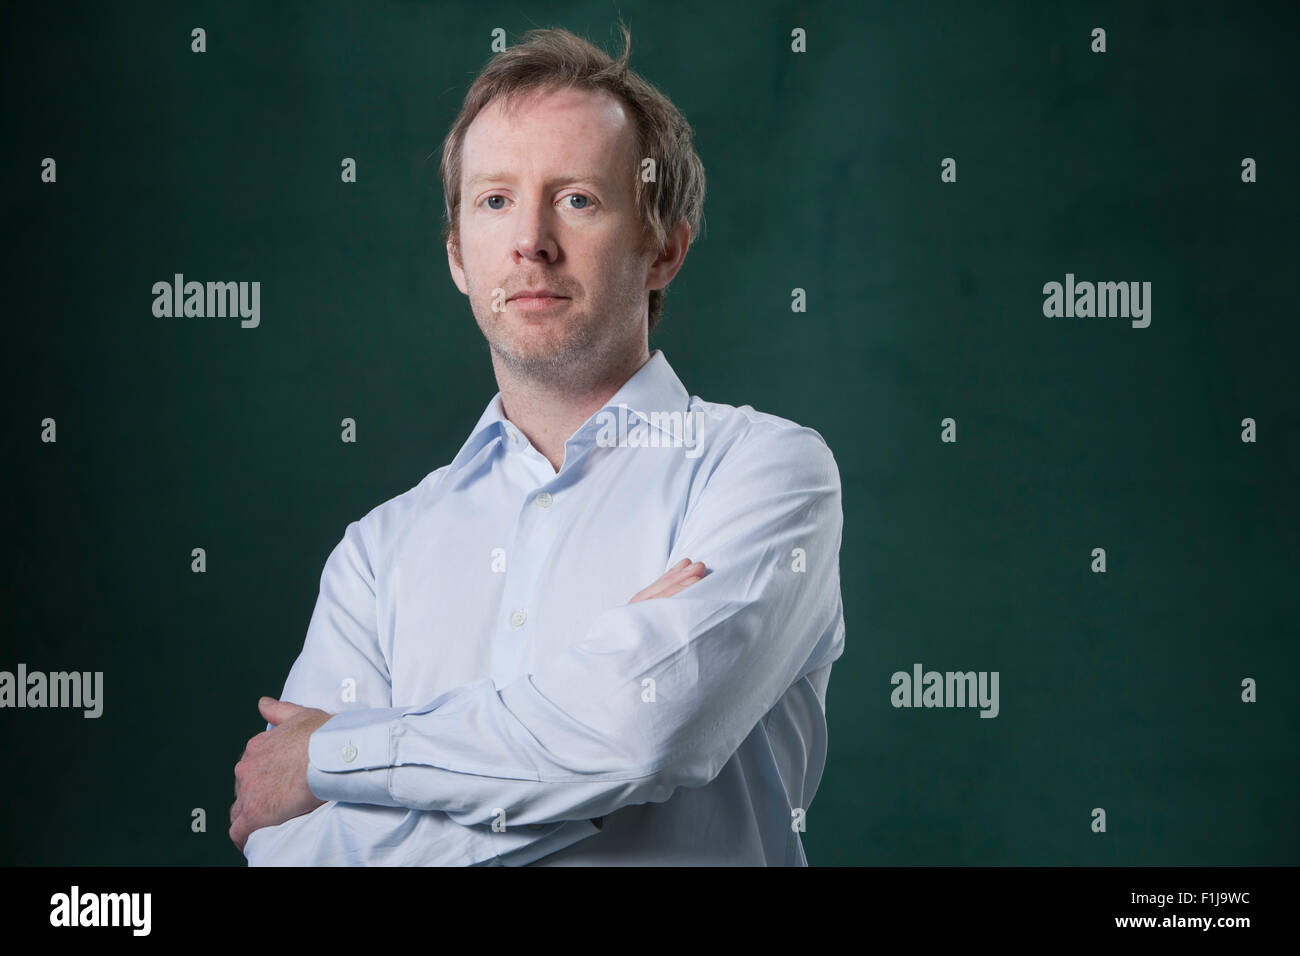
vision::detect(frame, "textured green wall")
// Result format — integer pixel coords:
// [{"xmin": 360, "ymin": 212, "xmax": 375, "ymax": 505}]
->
[{"xmin": 2, "ymin": 0, "xmax": 1296, "ymax": 865}]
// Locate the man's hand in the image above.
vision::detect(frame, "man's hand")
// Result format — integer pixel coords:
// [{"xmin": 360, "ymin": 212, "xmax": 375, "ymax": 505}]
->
[
  {"xmin": 229, "ymin": 697, "xmax": 333, "ymax": 854},
  {"xmin": 629, "ymin": 558, "xmax": 706, "ymax": 603}
]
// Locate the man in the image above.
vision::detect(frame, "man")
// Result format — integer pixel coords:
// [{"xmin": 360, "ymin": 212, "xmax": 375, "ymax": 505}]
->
[{"xmin": 230, "ymin": 25, "xmax": 844, "ymax": 865}]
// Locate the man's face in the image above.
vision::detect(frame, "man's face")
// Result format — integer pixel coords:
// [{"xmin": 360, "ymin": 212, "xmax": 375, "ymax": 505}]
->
[{"xmin": 447, "ymin": 85, "xmax": 657, "ymax": 386}]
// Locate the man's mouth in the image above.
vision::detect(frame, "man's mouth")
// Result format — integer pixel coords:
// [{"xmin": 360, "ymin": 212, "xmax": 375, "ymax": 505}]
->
[{"xmin": 509, "ymin": 295, "xmax": 570, "ymax": 312}]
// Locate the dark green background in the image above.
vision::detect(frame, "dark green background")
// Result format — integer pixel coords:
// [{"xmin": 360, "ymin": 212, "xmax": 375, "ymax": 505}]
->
[{"xmin": 2, "ymin": 0, "xmax": 1296, "ymax": 865}]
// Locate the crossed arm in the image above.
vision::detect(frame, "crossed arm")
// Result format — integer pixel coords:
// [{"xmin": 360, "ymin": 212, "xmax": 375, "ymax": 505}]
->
[
  {"xmin": 229, "ymin": 559, "xmax": 708, "ymax": 853},
  {"xmin": 231, "ymin": 426, "xmax": 843, "ymax": 862}
]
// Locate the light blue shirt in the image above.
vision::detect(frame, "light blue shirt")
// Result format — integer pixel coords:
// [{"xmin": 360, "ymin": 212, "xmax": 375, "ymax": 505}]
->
[{"xmin": 243, "ymin": 349, "xmax": 845, "ymax": 866}]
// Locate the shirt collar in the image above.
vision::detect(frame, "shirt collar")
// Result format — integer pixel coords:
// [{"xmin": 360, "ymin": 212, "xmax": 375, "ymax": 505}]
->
[{"xmin": 445, "ymin": 349, "xmax": 692, "ymax": 476}]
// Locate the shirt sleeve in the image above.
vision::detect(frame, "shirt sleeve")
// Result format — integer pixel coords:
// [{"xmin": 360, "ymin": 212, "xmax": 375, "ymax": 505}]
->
[
  {"xmin": 245, "ymin": 515, "xmax": 596, "ymax": 865},
  {"xmin": 306, "ymin": 423, "xmax": 847, "ymax": 829}
]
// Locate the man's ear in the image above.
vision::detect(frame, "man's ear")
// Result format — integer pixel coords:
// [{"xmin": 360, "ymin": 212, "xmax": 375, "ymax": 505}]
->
[
  {"xmin": 447, "ymin": 237, "xmax": 468, "ymax": 295},
  {"xmin": 646, "ymin": 218, "xmax": 690, "ymax": 294}
]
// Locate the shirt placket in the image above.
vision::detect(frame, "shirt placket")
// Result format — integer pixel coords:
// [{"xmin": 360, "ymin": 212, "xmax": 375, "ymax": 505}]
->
[{"xmin": 490, "ymin": 427, "xmax": 566, "ymax": 688}]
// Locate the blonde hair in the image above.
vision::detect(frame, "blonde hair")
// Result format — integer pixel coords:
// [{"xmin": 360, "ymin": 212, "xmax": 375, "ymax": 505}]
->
[{"xmin": 439, "ymin": 22, "xmax": 705, "ymax": 333}]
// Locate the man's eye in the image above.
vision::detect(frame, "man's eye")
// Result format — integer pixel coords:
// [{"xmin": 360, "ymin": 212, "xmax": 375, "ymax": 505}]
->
[{"xmin": 481, "ymin": 195, "xmax": 591, "ymax": 211}]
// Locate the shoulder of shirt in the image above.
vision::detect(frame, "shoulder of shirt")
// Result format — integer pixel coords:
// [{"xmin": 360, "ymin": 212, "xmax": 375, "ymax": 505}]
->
[
  {"xmin": 686, "ymin": 395, "xmax": 840, "ymax": 479},
  {"xmin": 341, "ymin": 463, "xmax": 455, "ymax": 559}
]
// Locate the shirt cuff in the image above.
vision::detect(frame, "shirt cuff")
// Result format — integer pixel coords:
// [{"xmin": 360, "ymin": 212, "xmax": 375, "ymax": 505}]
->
[{"xmin": 307, "ymin": 707, "xmax": 408, "ymax": 806}]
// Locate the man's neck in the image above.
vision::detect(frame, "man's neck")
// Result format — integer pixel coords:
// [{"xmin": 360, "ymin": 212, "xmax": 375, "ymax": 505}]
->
[{"xmin": 493, "ymin": 348, "xmax": 652, "ymax": 473}]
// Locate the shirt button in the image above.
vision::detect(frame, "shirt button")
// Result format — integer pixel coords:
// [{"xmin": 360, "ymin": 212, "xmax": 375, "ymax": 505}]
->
[
  {"xmin": 535, "ymin": 491, "xmax": 553, "ymax": 509},
  {"xmin": 341, "ymin": 743, "xmax": 357, "ymax": 763},
  {"xmin": 510, "ymin": 609, "xmax": 527, "ymax": 627}
]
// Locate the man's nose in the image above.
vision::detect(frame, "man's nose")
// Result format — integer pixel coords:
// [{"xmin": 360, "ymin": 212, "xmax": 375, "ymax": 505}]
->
[{"xmin": 513, "ymin": 200, "xmax": 558, "ymax": 262}]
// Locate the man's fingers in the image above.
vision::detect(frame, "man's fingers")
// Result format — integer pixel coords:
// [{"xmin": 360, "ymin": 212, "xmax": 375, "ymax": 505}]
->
[
  {"xmin": 229, "ymin": 819, "xmax": 247, "ymax": 854},
  {"xmin": 659, "ymin": 560, "xmax": 705, "ymax": 592},
  {"xmin": 629, "ymin": 559, "xmax": 706, "ymax": 604},
  {"xmin": 629, "ymin": 559, "xmax": 691, "ymax": 602},
  {"xmin": 630, "ymin": 559, "xmax": 690, "ymax": 602},
  {"xmin": 654, "ymin": 563, "xmax": 706, "ymax": 600}
]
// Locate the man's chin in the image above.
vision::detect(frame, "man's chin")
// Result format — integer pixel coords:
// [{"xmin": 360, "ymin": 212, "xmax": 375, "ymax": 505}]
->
[{"xmin": 491, "ymin": 338, "xmax": 584, "ymax": 375}]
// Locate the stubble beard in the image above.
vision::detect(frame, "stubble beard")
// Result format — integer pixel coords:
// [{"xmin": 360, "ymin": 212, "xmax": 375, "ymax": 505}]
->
[
  {"xmin": 484, "ymin": 301, "xmax": 605, "ymax": 387},
  {"xmin": 469, "ymin": 276, "xmax": 635, "ymax": 392}
]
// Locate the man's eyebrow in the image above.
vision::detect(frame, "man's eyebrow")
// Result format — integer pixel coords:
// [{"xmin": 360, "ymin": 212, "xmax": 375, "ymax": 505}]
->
[{"xmin": 465, "ymin": 172, "xmax": 607, "ymax": 190}]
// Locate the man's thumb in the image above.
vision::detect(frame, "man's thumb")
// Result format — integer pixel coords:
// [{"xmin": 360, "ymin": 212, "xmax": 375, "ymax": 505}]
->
[{"xmin": 258, "ymin": 696, "xmax": 283, "ymax": 723}]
